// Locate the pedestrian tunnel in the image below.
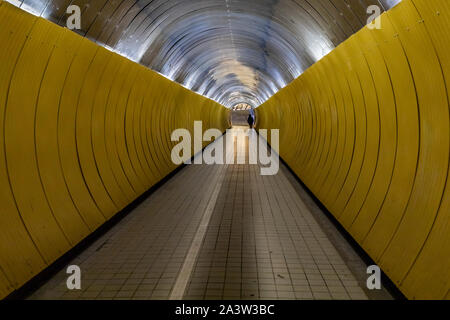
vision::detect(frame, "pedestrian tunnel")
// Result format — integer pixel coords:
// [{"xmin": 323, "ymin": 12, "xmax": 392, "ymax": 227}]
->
[{"xmin": 0, "ymin": 0, "xmax": 449, "ymax": 300}]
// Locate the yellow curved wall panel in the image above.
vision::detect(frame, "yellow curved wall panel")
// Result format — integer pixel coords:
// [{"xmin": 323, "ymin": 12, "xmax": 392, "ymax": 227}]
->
[
  {"xmin": 35, "ymin": 24, "xmax": 92, "ymax": 246},
  {"xmin": 58, "ymin": 35, "xmax": 107, "ymax": 230},
  {"xmin": 0, "ymin": 1, "xmax": 229, "ymax": 298},
  {"xmin": 92, "ymin": 54, "xmax": 130, "ymax": 210},
  {"xmin": 347, "ymin": 26, "xmax": 398, "ymax": 242},
  {"xmin": 6, "ymin": 17, "xmax": 72, "ymax": 262},
  {"xmin": 257, "ymin": 0, "xmax": 450, "ymax": 299},
  {"xmin": 0, "ymin": 4, "xmax": 46, "ymax": 294},
  {"xmin": 379, "ymin": 0, "xmax": 449, "ymax": 291},
  {"xmin": 399, "ymin": 0, "xmax": 450, "ymax": 300}
]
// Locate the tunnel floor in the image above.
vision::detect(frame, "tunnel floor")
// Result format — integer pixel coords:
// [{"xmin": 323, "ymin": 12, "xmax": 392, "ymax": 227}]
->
[{"xmin": 28, "ymin": 128, "xmax": 392, "ymax": 300}]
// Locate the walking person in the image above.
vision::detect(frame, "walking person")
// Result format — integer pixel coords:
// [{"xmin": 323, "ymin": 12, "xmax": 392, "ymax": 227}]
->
[{"xmin": 247, "ymin": 113, "xmax": 254, "ymax": 130}]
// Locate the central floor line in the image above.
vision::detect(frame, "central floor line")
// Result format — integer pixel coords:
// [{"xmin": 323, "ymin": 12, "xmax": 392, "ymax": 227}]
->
[{"xmin": 169, "ymin": 164, "xmax": 228, "ymax": 300}]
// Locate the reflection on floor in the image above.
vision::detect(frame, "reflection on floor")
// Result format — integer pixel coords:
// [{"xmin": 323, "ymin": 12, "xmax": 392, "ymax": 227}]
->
[{"xmin": 29, "ymin": 128, "xmax": 392, "ymax": 300}]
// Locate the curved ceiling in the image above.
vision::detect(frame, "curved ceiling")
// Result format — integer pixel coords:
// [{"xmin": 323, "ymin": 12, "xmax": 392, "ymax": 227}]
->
[{"xmin": 8, "ymin": 0, "xmax": 401, "ymax": 107}]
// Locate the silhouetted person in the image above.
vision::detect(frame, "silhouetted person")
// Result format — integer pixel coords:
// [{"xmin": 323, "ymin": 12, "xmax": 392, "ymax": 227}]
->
[{"xmin": 247, "ymin": 114, "xmax": 254, "ymax": 129}]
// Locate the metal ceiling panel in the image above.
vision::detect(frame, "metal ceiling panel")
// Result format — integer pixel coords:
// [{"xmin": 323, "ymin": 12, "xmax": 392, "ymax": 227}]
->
[{"xmin": 8, "ymin": 0, "xmax": 401, "ymax": 107}]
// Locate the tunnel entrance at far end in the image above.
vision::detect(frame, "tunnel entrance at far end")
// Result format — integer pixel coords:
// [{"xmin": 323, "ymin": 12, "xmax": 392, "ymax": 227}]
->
[{"xmin": 230, "ymin": 103, "xmax": 255, "ymax": 127}]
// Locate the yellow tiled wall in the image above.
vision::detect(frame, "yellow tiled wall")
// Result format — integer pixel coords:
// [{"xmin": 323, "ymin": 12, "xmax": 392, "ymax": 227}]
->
[
  {"xmin": 0, "ymin": 1, "xmax": 229, "ymax": 298},
  {"xmin": 257, "ymin": 0, "xmax": 450, "ymax": 300}
]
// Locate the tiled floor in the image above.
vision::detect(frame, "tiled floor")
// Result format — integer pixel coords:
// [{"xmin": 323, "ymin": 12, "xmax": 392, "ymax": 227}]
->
[{"xmin": 28, "ymin": 128, "xmax": 392, "ymax": 300}]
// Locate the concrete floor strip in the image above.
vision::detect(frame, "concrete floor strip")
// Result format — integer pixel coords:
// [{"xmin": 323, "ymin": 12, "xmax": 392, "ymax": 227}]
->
[{"xmin": 169, "ymin": 165, "xmax": 228, "ymax": 300}]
